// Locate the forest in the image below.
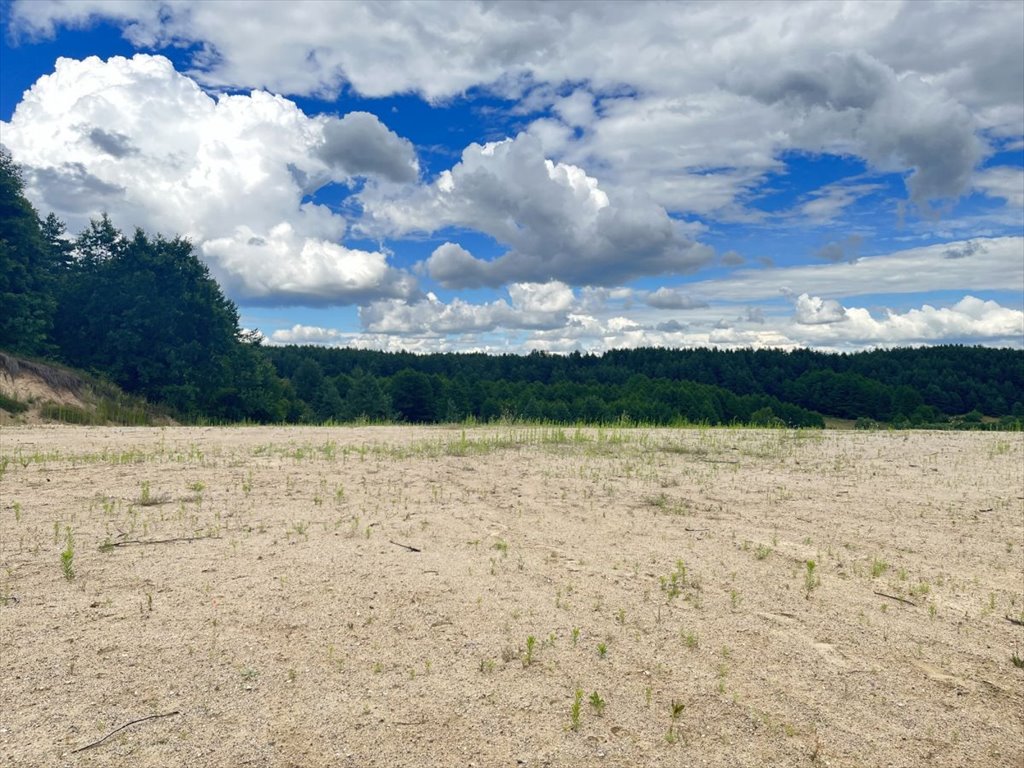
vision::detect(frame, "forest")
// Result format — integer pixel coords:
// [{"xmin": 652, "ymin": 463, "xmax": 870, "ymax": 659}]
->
[{"xmin": 2, "ymin": 148, "xmax": 1022, "ymax": 428}]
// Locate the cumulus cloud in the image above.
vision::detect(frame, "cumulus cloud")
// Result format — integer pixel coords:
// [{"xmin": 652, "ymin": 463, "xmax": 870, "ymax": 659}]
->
[
  {"xmin": 317, "ymin": 112, "xmax": 419, "ymax": 182},
  {"xmin": 0, "ymin": 54, "xmax": 419, "ymax": 305},
  {"xmin": 358, "ymin": 280, "xmax": 579, "ymax": 336},
  {"xmin": 790, "ymin": 296, "xmax": 1024, "ymax": 347},
  {"xmin": 363, "ymin": 133, "xmax": 713, "ymax": 286},
  {"xmin": 793, "ymin": 294, "xmax": 848, "ymax": 325},
  {"xmin": 268, "ymin": 291, "xmax": 1022, "ymax": 354},
  {"xmin": 10, "ymin": 0, "xmax": 1018, "ymax": 220}
]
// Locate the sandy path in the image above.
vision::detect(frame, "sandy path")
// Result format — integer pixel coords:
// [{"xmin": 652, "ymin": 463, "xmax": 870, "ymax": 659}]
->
[{"xmin": 1, "ymin": 425, "xmax": 1022, "ymax": 767}]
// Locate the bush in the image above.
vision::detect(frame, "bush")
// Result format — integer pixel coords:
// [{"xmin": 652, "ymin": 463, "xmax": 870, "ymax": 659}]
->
[{"xmin": 0, "ymin": 391, "xmax": 29, "ymax": 414}]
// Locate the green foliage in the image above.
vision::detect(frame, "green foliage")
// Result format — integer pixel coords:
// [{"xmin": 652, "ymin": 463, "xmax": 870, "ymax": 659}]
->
[
  {"xmin": 60, "ymin": 528, "xmax": 75, "ymax": 581},
  {"xmin": 569, "ymin": 688, "xmax": 584, "ymax": 731},
  {"xmin": 2, "ymin": 147, "xmax": 1021, "ymax": 427},
  {"xmin": 264, "ymin": 345, "xmax": 1023, "ymax": 428},
  {"xmin": 805, "ymin": 560, "xmax": 819, "ymax": 597},
  {"xmin": 0, "ymin": 155, "xmax": 293, "ymax": 422},
  {"xmin": 0, "ymin": 391, "xmax": 29, "ymax": 414},
  {"xmin": 0, "ymin": 148, "xmax": 57, "ymax": 356}
]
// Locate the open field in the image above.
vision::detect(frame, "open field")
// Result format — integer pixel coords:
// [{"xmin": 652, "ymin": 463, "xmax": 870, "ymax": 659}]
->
[{"xmin": 1, "ymin": 425, "xmax": 1022, "ymax": 767}]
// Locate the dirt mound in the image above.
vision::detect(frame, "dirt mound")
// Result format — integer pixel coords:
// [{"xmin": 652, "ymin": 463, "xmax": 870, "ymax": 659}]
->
[
  {"xmin": 0, "ymin": 351, "xmax": 165, "ymax": 425},
  {"xmin": 0, "ymin": 352, "xmax": 89, "ymax": 422}
]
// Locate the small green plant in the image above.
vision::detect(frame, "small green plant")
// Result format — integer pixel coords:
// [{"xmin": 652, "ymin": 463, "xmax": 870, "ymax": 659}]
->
[
  {"xmin": 615, "ymin": 608, "xmax": 626, "ymax": 625},
  {"xmin": 660, "ymin": 559, "xmax": 689, "ymax": 599},
  {"xmin": 493, "ymin": 539, "xmax": 508, "ymax": 557},
  {"xmin": 523, "ymin": 635, "xmax": 537, "ymax": 667},
  {"xmin": 804, "ymin": 560, "xmax": 819, "ymax": 597},
  {"xmin": 569, "ymin": 687, "xmax": 584, "ymax": 731},
  {"xmin": 571, "ymin": 627, "xmax": 580, "ymax": 646},
  {"xmin": 730, "ymin": 589, "xmax": 742, "ymax": 610},
  {"xmin": 60, "ymin": 527, "xmax": 75, "ymax": 581},
  {"xmin": 666, "ymin": 699, "xmax": 685, "ymax": 744},
  {"xmin": 597, "ymin": 641, "xmax": 608, "ymax": 659},
  {"xmin": 1012, "ymin": 652, "xmax": 1024, "ymax": 669},
  {"xmin": 589, "ymin": 691, "xmax": 606, "ymax": 716},
  {"xmin": 870, "ymin": 557, "xmax": 889, "ymax": 578},
  {"xmin": 682, "ymin": 630, "xmax": 699, "ymax": 649},
  {"xmin": 754, "ymin": 543, "xmax": 772, "ymax": 560}
]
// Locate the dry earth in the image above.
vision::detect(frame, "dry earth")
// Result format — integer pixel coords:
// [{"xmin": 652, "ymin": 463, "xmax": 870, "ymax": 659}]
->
[{"xmin": 1, "ymin": 425, "xmax": 1022, "ymax": 768}]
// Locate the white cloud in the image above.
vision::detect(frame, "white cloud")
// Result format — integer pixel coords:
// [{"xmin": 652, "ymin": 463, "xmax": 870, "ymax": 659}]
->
[
  {"xmin": 789, "ymin": 296, "xmax": 1024, "ymax": 347},
  {"xmin": 0, "ymin": 54, "xmax": 419, "ymax": 305},
  {"xmin": 973, "ymin": 166, "xmax": 1024, "ymax": 208},
  {"xmin": 797, "ymin": 183, "xmax": 885, "ymax": 224},
  {"xmin": 269, "ymin": 324, "xmax": 348, "ymax": 345},
  {"xmin": 793, "ymin": 294, "xmax": 848, "ymax": 325},
  {"xmin": 267, "ymin": 291, "xmax": 1022, "ymax": 354},
  {"xmin": 357, "ymin": 280, "xmax": 579, "ymax": 336},
  {"xmin": 644, "ymin": 287, "xmax": 709, "ymax": 310},
  {"xmin": 686, "ymin": 237, "xmax": 1024, "ymax": 302},
  {"xmin": 12, "ymin": 1, "xmax": 1017, "ymax": 218},
  {"xmin": 363, "ymin": 133, "xmax": 713, "ymax": 286}
]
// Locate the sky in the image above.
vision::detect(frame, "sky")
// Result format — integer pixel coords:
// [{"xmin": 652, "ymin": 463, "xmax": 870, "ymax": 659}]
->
[{"xmin": 1, "ymin": 0, "xmax": 1022, "ymax": 355}]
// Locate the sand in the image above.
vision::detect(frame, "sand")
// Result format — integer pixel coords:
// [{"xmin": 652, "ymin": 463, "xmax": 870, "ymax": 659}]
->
[{"xmin": 1, "ymin": 425, "xmax": 1022, "ymax": 767}]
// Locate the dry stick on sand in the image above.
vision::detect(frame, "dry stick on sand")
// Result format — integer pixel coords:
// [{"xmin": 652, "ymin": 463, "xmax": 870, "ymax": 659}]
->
[
  {"xmin": 1005, "ymin": 614, "xmax": 1024, "ymax": 627},
  {"xmin": 100, "ymin": 536, "xmax": 221, "ymax": 548},
  {"xmin": 389, "ymin": 540, "xmax": 422, "ymax": 553},
  {"xmin": 71, "ymin": 711, "xmax": 181, "ymax": 754},
  {"xmin": 873, "ymin": 590, "xmax": 917, "ymax": 607}
]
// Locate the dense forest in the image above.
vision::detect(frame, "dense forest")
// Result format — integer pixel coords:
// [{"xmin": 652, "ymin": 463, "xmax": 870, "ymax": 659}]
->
[{"xmin": 2, "ymin": 147, "xmax": 1022, "ymax": 428}]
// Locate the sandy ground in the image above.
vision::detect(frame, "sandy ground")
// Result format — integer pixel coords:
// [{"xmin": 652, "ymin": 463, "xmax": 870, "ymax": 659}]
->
[{"xmin": 0, "ymin": 425, "xmax": 1022, "ymax": 767}]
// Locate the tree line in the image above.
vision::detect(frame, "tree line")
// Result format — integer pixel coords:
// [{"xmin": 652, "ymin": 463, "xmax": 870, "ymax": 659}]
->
[{"xmin": 2, "ymin": 147, "xmax": 1022, "ymax": 427}]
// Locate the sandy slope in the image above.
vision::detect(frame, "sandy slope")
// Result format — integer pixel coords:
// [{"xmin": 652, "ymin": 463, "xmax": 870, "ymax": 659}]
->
[{"xmin": 1, "ymin": 425, "xmax": 1022, "ymax": 767}]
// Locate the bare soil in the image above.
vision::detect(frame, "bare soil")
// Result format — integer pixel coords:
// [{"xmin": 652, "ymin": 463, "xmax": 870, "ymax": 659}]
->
[{"xmin": 1, "ymin": 425, "xmax": 1022, "ymax": 767}]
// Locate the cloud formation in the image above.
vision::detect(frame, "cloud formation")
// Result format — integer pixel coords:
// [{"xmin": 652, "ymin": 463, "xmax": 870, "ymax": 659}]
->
[
  {"xmin": 358, "ymin": 281, "xmax": 579, "ymax": 336},
  {"xmin": 793, "ymin": 294, "xmax": 848, "ymax": 325},
  {"xmin": 0, "ymin": 54, "xmax": 418, "ymax": 305},
  {"xmin": 363, "ymin": 133, "xmax": 713, "ymax": 286},
  {"xmin": 11, "ymin": 0, "xmax": 1017, "ymax": 218},
  {"xmin": 686, "ymin": 237, "xmax": 1024, "ymax": 302}
]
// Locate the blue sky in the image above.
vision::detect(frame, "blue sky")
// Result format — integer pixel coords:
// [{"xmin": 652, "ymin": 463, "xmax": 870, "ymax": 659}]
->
[{"xmin": 2, "ymin": 0, "xmax": 1022, "ymax": 353}]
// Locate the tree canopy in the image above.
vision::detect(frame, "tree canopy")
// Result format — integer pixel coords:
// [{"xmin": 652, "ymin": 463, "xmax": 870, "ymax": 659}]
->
[{"xmin": 1, "ymin": 148, "xmax": 1021, "ymax": 427}]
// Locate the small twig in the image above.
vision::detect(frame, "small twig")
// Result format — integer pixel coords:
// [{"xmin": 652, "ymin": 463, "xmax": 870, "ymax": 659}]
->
[
  {"xmin": 394, "ymin": 719, "xmax": 426, "ymax": 726},
  {"xmin": 1005, "ymin": 614, "xmax": 1024, "ymax": 627},
  {"xmin": 71, "ymin": 711, "xmax": 181, "ymax": 754},
  {"xmin": 101, "ymin": 535, "xmax": 220, "ymax": 549},
  {"xmin": 389, "ymin": 540, "xmax": 421, "ymax": 552},
  {"xmin": 0, "ymin": 595, "xmax": 19, "ymax": 605},
  {"xmin": 684, "ymin": 528, "xmax": 709, "ymax": 532},
  {"xmin": 699, "ymin": 459, "xmax": 739, "ymax": 465},
  {"xmin": 874, "ymin": 590, "xmax": 916, "ymax": 607}
]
